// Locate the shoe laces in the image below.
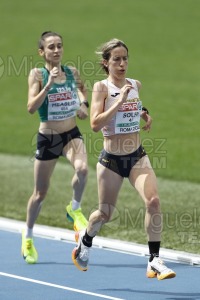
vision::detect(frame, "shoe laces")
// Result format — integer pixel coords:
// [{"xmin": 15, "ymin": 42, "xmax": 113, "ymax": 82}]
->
[
  {"xmin": 153, "ymin": 258, "xmax": 169, "ymax": 272},
  {"xmin": 25, "ymin": 239, "xmax": 33, "ymax": 250},
  {"xmin": 156, "ymin": 258, "xmax": 164, "ymax": 265}
]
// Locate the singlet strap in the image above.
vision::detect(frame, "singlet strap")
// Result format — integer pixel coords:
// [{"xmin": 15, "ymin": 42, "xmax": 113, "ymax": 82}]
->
[{"xmin": 62, "ymin": 65, "xmax": 74, "ymax": 79}]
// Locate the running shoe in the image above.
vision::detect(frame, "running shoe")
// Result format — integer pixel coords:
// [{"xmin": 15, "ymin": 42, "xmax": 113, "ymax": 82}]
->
[
  {"xmin": 147, "ymin": 257, "xmax": 176, "ymax": 280},
  {"xmin": 66, "ymin": 201, "xmax": 88, "ymax": 231},
  {"xmin": 146, "ymin": 261, "xmax": 157, "ymax": 278},
  {"xmin": 21, "ymin": 230, "xmax": 38, "ymax": 264},
  {"xmin": 72, "ymin": 230, "xmax": 90, "ymax": 271}
]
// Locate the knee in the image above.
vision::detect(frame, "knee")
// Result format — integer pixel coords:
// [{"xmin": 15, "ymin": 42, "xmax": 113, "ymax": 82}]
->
[
  {"xmin": 99, "ymin": 208, "xmax": 112, "ymax": 224},
  {"xmin": 92, "ymin": 209, "xmax": 111, "ymax": 224},
  {"xmin": 146, "ymin": 196, "xmax": 160, "ymax": 213},
  {"xmin": 33, "ymin": 189, "xmax": 47, "ymax": 204},
  {"xmin": 76, "ymin": 164, "xmax": 88, "ymax": 179}
]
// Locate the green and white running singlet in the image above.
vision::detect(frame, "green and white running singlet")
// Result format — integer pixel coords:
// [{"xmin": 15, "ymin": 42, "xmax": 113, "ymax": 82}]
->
[{"xmin": 38, "ymin": 66, "xmax": 80, "ymax": 122}]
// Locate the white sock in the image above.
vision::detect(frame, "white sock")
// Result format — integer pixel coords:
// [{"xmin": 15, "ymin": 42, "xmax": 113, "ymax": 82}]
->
[
  {"xmin": 71, "ymin": 199, "xmax": 81, "ymax": 210},
  {"xmin": 25, "ymin": 227, "xmax": 33, "ymax": 239}
]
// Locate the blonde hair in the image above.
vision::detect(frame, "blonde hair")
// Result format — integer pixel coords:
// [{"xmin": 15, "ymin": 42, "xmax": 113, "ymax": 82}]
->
[{"xmin": 96, "ymin": 38, "xmax": 129, "ymax": 74}]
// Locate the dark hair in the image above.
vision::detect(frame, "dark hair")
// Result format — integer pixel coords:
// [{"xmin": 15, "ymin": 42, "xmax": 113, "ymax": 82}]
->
[
  {"xmin": 38, "ymin": 31, "xmax": 63, "ymax": 50},
  {"xmin": 96, "ymin": 38, "xmax": 129, "ymax": 74}
]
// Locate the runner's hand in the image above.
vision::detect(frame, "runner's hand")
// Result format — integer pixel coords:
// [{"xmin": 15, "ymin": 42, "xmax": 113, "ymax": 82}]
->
[
  {"xmin": 117, "ymin": 84, "xmax": 133, "ymax": 105},
  {"xmin": 47, "ymin": 67, "xmax": 59, "ymax": 86},
  {"xmin": 141, "ymin": 111, "xmax": 152, "ymax": 132}
]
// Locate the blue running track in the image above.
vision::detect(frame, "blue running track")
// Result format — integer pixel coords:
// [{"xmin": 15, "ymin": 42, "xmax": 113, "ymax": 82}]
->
[{"xmin": 0, "ymin": 229, "xmax": 200, "ymax": 300}]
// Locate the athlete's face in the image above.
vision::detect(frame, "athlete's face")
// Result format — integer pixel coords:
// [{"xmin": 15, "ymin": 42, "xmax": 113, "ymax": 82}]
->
[
  {"xmin": 39, "ymin": 36, "xmax": 63, "ymax": 64},
  {"xmin": 105, "ymin": 46, "xmax": 128, "ymax": 77}
]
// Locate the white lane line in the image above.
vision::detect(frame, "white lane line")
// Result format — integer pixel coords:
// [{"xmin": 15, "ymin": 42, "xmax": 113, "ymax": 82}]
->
[{"xmin": 0, "ymin": 272, "xmax": 124, "ymax": 300}]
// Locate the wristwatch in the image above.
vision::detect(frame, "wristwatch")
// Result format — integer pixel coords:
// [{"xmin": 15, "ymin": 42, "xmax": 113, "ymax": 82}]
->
[
  {"xmin": 142, "ymin": 106, "xmax": 149, "ymax": 114},
  {"xmin": 80, "ymin": 101, "xmax": 89, "ymax": 108}
]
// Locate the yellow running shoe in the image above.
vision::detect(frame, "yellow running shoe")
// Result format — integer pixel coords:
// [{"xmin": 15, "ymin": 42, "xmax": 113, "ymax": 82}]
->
[
  {"xmin": 66, "ymin": 201, "xmax": 88, "ymax": 231},
  {"xmin": 21, "ymin": 230, "xmax": 38, "ymax": 264}
]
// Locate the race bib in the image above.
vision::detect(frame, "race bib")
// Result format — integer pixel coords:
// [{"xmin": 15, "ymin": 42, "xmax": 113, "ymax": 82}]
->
[
  {"xmin": 47, "ymin": 89, "xmax": 80, "ymax": 121},
  {"xmin": 115, "ymin": 100, "xmax": 142, "ymax": 134}
]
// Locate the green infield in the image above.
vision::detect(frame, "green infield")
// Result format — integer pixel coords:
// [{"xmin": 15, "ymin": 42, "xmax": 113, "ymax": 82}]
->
[{"xmin": 1, "ymin": 153, "xmax": 200, "ymax": 254}]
